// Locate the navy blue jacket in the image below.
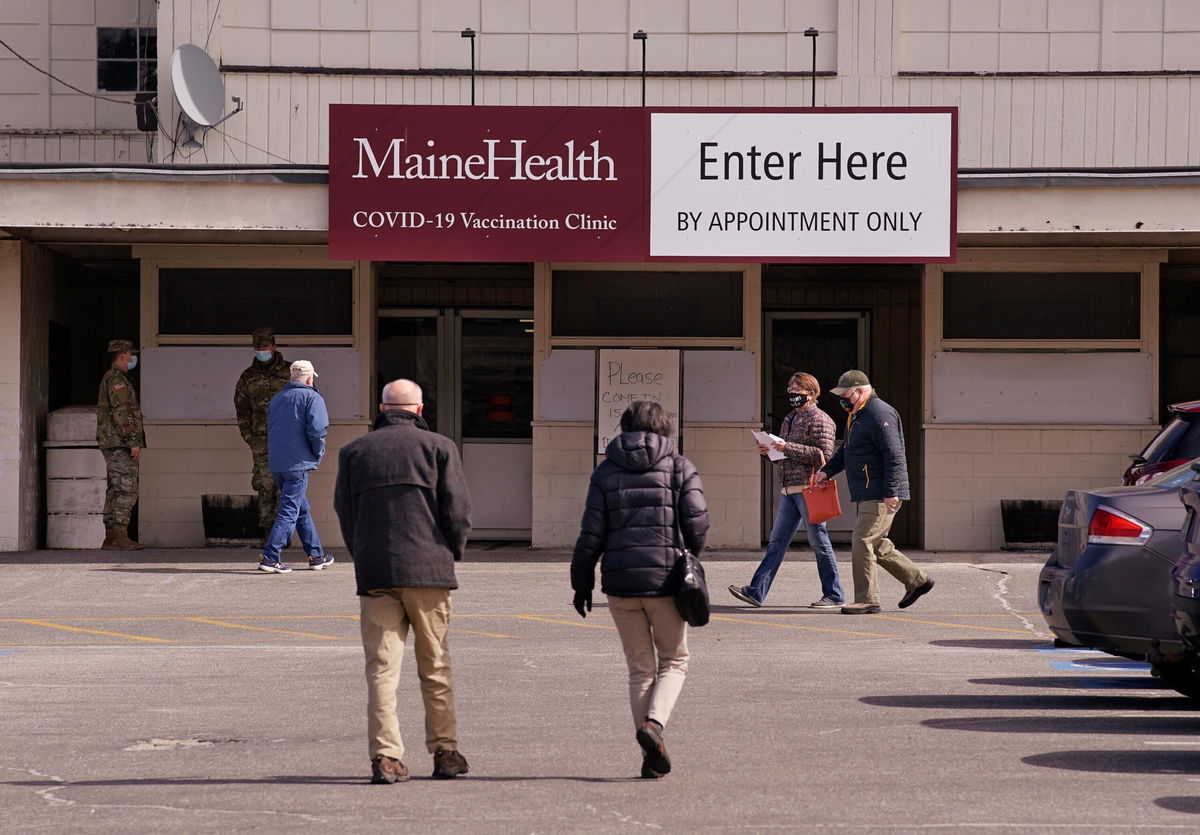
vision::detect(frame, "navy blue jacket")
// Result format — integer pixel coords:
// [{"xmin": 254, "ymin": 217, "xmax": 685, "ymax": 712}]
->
[
  {"xmin": 267, "ymin": 381, "xmax": 328, "ymax": 473},
  {"xmin": 571, "ymin": 431, "xmax": 709, "ymax": 598},
  {"xmin": 820, "ymin": 393, "xmax": 910, "ymax": 502}
]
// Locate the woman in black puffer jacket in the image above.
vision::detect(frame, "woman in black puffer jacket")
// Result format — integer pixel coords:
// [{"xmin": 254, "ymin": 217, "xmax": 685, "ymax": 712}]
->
[{"xmin": 571, "ymin": 400, "xmax": 709, "ymax": 779}]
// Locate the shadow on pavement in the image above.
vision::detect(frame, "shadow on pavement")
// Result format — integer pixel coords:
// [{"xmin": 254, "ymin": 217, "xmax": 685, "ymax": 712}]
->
[
  {"xmin": 968, "ymin": 675, "xmax": 1168, "ymax": 690},
  {"xmin": 1023, "ymin": 750, "xmax": 1200, "ymax": 775},
  {"xmin": 861, "ymin": 693, "xmax": 1196, "ymax": 711},
  {"xmin": 1155, "ymin": 797, "xmax": 1200, "ymax": 815},
  {"xmin": 928, "ymin": 639, "xmax": 1052, "ymax": 650},
  {"xmin": 923, "ymin": 715, "xmax": 1200, "ymax": 735}
]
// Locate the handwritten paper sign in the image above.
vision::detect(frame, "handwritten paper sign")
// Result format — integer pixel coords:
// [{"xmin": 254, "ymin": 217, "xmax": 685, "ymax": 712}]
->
[{"xmin": 596, "ymin": 349, "xmax": 682, "ymax": 454}]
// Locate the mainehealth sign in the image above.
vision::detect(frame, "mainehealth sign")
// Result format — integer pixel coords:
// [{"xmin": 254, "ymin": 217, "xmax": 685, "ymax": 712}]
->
[{"xmin": 328, "ymin": 105, "xmax": 956, "ymax": 263}]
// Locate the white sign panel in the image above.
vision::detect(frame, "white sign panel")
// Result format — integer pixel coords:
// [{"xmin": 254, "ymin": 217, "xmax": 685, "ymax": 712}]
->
[
  {"xmin": 596, "ymin": 349, "xmax": 681, "ymax": 454},
  {"xmin": 650, "ymin": 110, "xmax": 955, "ymax": 260}
]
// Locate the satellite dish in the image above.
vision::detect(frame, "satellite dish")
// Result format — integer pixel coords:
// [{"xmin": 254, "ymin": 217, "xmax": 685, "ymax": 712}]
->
[{"xmin": 170, "ymin": 43, "xmax": 244, "ymax": 148}]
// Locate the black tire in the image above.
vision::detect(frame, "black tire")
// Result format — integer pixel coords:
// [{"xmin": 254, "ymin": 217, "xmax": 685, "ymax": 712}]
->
[{"xmin": 1154, "ymin": 662, "xmax": 1200, "ymax": 698}]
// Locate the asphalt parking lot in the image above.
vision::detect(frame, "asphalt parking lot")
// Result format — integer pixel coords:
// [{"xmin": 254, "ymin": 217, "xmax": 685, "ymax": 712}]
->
[{"xmin": 3, "ymin": 545, "xmax": 1200, "ymax": 833}]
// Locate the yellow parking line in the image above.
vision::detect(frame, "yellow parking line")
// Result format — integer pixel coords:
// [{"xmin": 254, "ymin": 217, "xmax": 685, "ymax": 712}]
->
[
  {"xmin": 711, "ymin": 615, "xmax": 897, "ymax": 638},
  {"xmin": 507, "ymin": 614, "xmax": 617, "ymax": 631},
  {"xmin": 17, "ymin": 619, "xmax": 172, "ymax": 643},
  {"xmin": 871, "ymin": 615, "xmax": 1040, "ymax": 634},
  {"xmin": 183, "ymin": 617, "xmax": 344, "ymax": 640},
  {"xmin": 452, "ymin": 629, "xmax": 519, "ymax": 639}
]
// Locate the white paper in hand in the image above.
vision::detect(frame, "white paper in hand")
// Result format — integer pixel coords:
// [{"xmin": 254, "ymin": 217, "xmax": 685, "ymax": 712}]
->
[{"xmin": 751, "ymin": 430, "xmax": 787, "ymax": 461}]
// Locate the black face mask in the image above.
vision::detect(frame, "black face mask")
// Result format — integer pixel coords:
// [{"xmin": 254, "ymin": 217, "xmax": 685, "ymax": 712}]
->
[
  {"xmin": 837, "ymin": 397, "xmax": 853, "ymax": 412},
  {"xmin": 787, "ymin": 391, "xmax": 810, "ymax": 409}
]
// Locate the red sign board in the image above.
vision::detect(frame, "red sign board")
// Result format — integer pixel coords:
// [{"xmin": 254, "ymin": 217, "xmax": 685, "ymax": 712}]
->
[{"xmin": 328, "ymin": 105, "xmax": 646, "ymax": 262}]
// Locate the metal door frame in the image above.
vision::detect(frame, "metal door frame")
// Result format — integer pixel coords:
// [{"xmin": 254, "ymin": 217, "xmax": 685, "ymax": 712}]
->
[{"xmin": 761, "ymin": 311, "xmax": 870, "ymax": 541}]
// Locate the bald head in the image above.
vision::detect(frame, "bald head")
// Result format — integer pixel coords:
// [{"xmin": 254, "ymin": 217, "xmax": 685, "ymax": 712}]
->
[{"xmin": 380, "ymin": 379, "xmax": 423, "ymax": 414}]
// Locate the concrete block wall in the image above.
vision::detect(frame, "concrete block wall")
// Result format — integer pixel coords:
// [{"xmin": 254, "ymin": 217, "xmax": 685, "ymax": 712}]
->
[
  {"xmin": 531, "ymin": 421, "xmax": 760, "ymax": 549},
  {"xmin": 138, "ymin": 421, "xmax": 368, "ymax": 548},
  {"xmin": 0, "ymin": 241, "xmax": 21, "ymax": 549},
  {"xmin": 923, "ymin": 426, "xmax": 1161, "ymax": 550}
]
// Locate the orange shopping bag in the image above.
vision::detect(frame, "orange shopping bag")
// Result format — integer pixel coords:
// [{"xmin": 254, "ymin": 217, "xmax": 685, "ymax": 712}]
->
[{"xmin": 800, "ymin": 469, "xmax": 843, "ymax": 525}]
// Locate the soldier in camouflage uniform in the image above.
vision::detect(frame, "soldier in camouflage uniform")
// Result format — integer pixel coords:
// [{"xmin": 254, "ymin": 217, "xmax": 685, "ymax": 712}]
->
[
  {"xmin": 234, "ymin": 327, "xmax": 291, "ymax": 536},
  {"xmin": 97, "ymin": 339, "xmax": 145, "ymax": 550}
]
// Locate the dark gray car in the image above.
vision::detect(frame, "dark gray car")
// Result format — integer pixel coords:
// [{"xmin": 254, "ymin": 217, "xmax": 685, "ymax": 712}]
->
[{"xmin": 1038, "ymin": 459, "xmax": 1200, "ymax": 696}]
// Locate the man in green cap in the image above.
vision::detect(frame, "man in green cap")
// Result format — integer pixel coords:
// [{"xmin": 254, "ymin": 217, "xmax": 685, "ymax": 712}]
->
[
  {"xmin": 234, "ymin": 327, "xmax": 291, "ymax": 539},
  {"xmin": 97, "ymin": 338, "xmax": 144, "ymax": 550}
]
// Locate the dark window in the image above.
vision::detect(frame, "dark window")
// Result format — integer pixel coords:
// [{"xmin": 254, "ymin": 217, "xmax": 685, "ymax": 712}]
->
[
  {"xmin": 159, "ymin": 269, "xmax": 353, "ymax": 335},
  {"xmin": 97, "ymin": 27, "xmax": 156, "ymax": 93},
  {"xmin": 944, "ymin": 272, "xmax": 1140, "ymax": 340},
  {"xmin": 552, "ymin": 271, "xmax": 742, "ymax": 338}
]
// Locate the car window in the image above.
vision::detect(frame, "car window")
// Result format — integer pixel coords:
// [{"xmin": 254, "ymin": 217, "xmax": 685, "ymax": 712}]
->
[
  {"xmin": 1141, "ymin": 418, "xmax": 1187, "ymax": 462},
  {"xmin": 1143, "ymin": 457, "xmax": 1200, "ymax": 488},
  {"xmin": 1176, "ymin": 420, "xmax": 1200, "ymax": 460}
]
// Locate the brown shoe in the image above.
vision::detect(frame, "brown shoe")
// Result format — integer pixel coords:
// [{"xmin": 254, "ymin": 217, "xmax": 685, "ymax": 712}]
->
[
  {"xmin": 898, "ymin": 578, "xmax": 935, "ymax": 609},
  {"xmin": 636, "ymin": 718, "xmax": 671, "ymax": 775},
  {"xmin": 101, "ymin": 525, "xmax": 142, "ymax": 550},
  {"xmin": 432, "ymin": 748, "xmax": 469, "ymax": 779},
  {"xmin": 371, "ymin": 755, "xmax": 409, "ymax": 784},
  {"xmin": 840, "ymin": 602, "xmax": 881, "ymax": 615}
]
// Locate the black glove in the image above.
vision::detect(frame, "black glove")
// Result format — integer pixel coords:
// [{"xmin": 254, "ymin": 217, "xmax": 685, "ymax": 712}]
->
[{"xmin": 573, "ymin": 590, "xmax": 592, "ymax": 618}]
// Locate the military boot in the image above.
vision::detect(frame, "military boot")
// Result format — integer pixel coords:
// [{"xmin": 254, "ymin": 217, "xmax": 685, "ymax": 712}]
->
[
  {"xmin": 103, "ymin": 525, "xmax": 143, "ymax": 550},
  {"xmin": 101, "ymin": 524, "xmax": 120, "ymax": 549}
]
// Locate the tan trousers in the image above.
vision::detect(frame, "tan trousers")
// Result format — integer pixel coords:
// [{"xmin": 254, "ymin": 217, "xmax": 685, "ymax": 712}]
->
[
  {"xmin": 607, "ymin": 595, "xmax": 689, "ymax": 730},
  {"xmin": 851, "ymin": 500, "xmax": 926, "ymax": 606},
  {"xmin": 359, "ymin": 587, "xmax": 457, "ymax": 761}
]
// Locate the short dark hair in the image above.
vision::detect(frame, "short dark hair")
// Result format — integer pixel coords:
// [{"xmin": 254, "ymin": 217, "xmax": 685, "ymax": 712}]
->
[{"xmin": 619, "ymin": 400, "xmax": 675, "ymax": 437}]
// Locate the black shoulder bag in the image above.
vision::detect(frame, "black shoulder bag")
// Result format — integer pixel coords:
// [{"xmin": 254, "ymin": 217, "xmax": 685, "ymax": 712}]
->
[{"xmin": 670, "ymin": 460, "xmax": 710, "ymax": 627}]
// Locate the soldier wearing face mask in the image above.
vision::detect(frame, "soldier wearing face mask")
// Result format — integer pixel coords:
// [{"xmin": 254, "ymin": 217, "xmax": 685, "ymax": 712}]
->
[
  {"xmin": 234, "ymin": 327, "xmax": 291, "ymax": 539},
  {"xmin": 97, "ymin": 339, "xmax": 144, "ymax": 550},
  {"xmin": 729, "ymin": 371, "xmax": 845, "ymax": 609}
]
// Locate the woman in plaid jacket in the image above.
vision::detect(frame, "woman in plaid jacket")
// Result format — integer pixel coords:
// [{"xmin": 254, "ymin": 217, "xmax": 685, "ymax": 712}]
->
[{"xmin": 729, "ymin": 372, "xmax": 846, "ymax": 608}]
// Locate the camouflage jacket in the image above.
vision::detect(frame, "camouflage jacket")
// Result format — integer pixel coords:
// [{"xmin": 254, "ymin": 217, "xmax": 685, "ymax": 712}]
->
[
  {"xmin": 234, "ymin": 352, "xmax": 290, "ymax": 443},
  {"xmin": 96, "ymin": 366, "xmax": 145, "ymax": 450}
]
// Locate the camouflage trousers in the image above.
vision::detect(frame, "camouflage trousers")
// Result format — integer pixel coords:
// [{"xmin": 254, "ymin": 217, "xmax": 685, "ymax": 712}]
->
[
  {"xmin": 101, "ymin": 448, "xmax": 139, "ymax": 527},
  {"xmin": 247, "ymin": 437, "xmax": 280, "ymax": 528}
]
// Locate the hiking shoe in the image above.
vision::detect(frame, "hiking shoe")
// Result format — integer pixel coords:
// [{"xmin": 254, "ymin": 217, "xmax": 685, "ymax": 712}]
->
[
  {"xmin": 898, "ymin": 578, "xmax": 935, "ymax": 609},
  {"xmin": 256, "ymin": 557, "xmax": 292, "ymax": 574},
  {"xmin": 432, "ymin": 748, "xmax": 469, "ymax": 779},
  {"xmin": 727, "ymin": 585, "xmax": 762, "ymax": 607},
  {"xmin": 636, "ymin": 718, "xmax": 671, "ymax": 775},
  {"xmin": 640, "ymin": 751, "xmax": 665, "ymax": 779},
  {"xmin": 371, "ymin": 755, "xmax": 409, "ymax": 784},
  {"xmin": 840, "ymin": 602, "xmax": 881, "ymax": 614},
  {"xmin": 809, "ymin": 597, "xmax": 843, "ymax": 609},
  {"xmin": 308, "ymin": 554, "xmax": 335, "ymax": 570}
]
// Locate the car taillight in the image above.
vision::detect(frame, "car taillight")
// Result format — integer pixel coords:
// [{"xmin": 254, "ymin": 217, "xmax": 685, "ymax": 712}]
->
[{"xmin": 1087, "ymin": 505, "xmax": 1152, "ymax": 545}]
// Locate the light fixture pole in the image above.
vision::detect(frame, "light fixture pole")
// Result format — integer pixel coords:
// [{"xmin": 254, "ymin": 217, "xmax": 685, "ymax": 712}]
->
[
  {"xmin": 632, "ymin": 30, "xmax": 648, "ymax": 106},
  {"xmin": 804, "ymin": 28, "xmax": 819, "ymax": 108},
  {"xmin": 461, "ymin": 27, "xmax": 476, "ymax": 105}
]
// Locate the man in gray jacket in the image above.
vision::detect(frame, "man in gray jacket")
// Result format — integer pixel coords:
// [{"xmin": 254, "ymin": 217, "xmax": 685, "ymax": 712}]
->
[
  {"xmin": 816, "ymin": 370, "xmax": 934, "ymax": 615},
  {"xmin": 334, "ymin": 378, "xmax": 472, "ymax": 784}
]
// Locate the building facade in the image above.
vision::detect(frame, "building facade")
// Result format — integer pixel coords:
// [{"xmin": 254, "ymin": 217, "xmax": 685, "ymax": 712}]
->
[{"xmin": 2, "ymin": 0, "xmax": 1198, "ymax": 551}]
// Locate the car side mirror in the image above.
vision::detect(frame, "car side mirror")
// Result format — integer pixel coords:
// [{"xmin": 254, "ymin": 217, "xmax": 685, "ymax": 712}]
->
[{"xmin": 1129, "ymin": 455, "xmax": 1147, "ymax": 464}]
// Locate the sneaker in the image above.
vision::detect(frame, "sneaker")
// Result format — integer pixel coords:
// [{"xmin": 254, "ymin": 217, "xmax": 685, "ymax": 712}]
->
[
  {"xmin": 898, "ymin": 577, "xmax": 935, "ymax": 609},
  {"xmin": 840, "ymin": 602, "xmax": 881, "ymax": 615},
  {"xmin": 636, "ymin": 718, "xmax": 671, "ymax": 775},
  {"xmin": 308, "ymin": 554, "xmax": 335, "ymax": 570},
  {"xmin": 257, "ymin": 557, "xmax": 292, "ymax": 574},
  {"xmin": 371, "ymin": 755, "xmax": 409, "ymax": 784},
  {"xmin": 809, "ymin": 597, "xmax": 843, "ymax": 609},
  {"xmin": 432, "ymin": 748, "xmax": 469, "ymax": 779},
  {"xmin": 727, "ymin": 585, "xmax": 762, "ymax": 607}
]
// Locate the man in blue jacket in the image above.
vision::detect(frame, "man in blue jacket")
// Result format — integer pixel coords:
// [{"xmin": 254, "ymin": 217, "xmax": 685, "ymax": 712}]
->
[
  {"xmin": 816, "ymin": 370, "xmax": 934, "ymax": 614},
  {"xmin": 259, "ymin": 359, "xmax": 332, "ymax": 573}
]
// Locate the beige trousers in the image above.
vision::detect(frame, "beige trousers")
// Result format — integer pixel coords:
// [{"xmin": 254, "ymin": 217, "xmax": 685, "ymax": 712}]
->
[
  {"xmin": 359, "ymin": 587, "xmax": 457, "ymax": 761},
  {"xmin": 607, "ymin": 595, "xmax": 689, "ymax": 730},
  {"xmin": 851, "ymin": 500, "xmax": 926, "ymax": 605}
]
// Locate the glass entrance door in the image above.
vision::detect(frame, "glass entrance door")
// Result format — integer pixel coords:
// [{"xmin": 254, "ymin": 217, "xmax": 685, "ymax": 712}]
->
[
  {"xmin": 377, "ymin": 308, "xmax": 533, "ymax": 537},
  {"xmin": 762, "ymin": 312, "xmax": 868, "ymax": 541}
]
